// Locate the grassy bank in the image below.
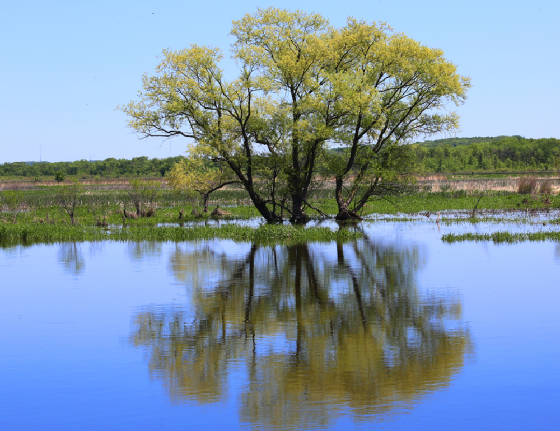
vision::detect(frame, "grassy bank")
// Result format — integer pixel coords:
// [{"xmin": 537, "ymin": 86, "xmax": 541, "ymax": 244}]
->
[{"xmin": 0, "ymin": 223, "xmax": 360, "ymax": 247}]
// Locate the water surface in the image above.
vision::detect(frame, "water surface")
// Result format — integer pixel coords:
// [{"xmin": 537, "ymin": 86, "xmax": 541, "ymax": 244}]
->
[{"xmin": 1, "ymin": 220, "xmax": 559, "ymax": 429}]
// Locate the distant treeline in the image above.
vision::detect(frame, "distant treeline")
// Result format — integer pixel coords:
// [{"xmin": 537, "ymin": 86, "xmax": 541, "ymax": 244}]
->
[
  {"xmin": 1, "ymin": 136, "xmax": 560, "ymax": 178},
  {"xmin": 413, "ymin": 136, "xmax": 560, "ymax": 173},
  {"xmin": 0, "ymin": 156, "xmax": 184, "ymax": 178}
]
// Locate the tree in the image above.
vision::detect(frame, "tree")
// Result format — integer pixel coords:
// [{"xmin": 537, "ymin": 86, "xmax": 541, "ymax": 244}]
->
[
  {"xmin": 54, "ymin": 171, "xmax": 65, "ymax": 182},
  {"xmin": 124, "ymin": 8, "xmax": 468, "ymax": 223},
  {"xmin": 167, "ymin": 151, "xmax": 239, "ymax": 213},
  {"xmin": 55, "ymin": 182, "xmax": 82, "ymax": 225}
]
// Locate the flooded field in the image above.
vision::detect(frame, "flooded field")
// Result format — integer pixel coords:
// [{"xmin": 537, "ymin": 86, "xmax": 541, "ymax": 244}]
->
[{"xmin": 1, "ymin": 219, "xmax": 559, "ymax": 429}]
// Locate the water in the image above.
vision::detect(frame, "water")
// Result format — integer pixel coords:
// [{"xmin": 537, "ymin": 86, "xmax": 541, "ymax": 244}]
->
[{"xmin": 1, "ymin": 220, "xmax": 559, "ymax": 429}]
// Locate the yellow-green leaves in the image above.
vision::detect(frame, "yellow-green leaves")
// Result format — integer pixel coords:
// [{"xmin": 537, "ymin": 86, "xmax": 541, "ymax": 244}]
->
[{"xmin": 167, "ymin": 153, "xmax": 230, "ymax": 196}]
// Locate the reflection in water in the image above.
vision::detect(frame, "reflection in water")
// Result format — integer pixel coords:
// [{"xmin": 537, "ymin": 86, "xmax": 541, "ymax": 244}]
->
[
  {"xmin": 131, "ymin": 235, "xmax": 470, "ymax": 429},
  {"xmin": 58, "ymin": 242, "xmax": 85, "ymax": 275},
  {"xmin": 128, "ymin": 241, "xmax": 163, "ymax": 261}
]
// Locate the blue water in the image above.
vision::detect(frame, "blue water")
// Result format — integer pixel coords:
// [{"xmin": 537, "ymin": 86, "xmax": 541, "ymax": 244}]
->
[{"xmin": 1, "ymin": 220, "xmax": 559, "ymax": 429}]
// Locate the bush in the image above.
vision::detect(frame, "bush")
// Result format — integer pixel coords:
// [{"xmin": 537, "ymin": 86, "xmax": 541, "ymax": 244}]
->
[
  {"xmin": 517, "ymin": 177, "xmax": 537, "ymax": 194},
  {"xmin": 54, "ymin": 172, "xmax": 65, "ymax": 182},
  {"xmin": 538, "ymin": 180, "xmax": 553, "ymax": 195}
]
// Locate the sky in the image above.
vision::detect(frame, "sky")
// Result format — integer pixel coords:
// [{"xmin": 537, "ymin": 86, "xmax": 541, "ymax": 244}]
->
[{"xmin": 1, "ymin": 0, "xmax": 559, "ymax": 163}]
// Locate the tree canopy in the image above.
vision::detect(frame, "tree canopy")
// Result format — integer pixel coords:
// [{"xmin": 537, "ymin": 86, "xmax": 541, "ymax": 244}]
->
[{"xmin": 124, "ymin": 7, "xmax": 469, "ymax": 222}]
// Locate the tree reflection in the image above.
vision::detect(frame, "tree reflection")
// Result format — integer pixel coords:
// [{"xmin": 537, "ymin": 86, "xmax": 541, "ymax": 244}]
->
[
  {"xmin": 58, "ymin": 242, "xmax": 85, "ymax": 275},
  {"xmin": 131, "ymin": 235, "xmax": 469, "ymax": 427},
  {"xmin": 128, "ymin": 241, "xmax": 162, "ymax": 260}
]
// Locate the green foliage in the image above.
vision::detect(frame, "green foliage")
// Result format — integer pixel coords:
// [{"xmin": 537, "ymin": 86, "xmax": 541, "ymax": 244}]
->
[
  {"xmin": 2, "ymin": 135, "xmax": 558, "ymax": 180},
  {"xmin": 54, "ymin": 171, "xmax": 65, "ymax": 182},
  {"xmin": 167, "ymin": 153, "xmax": 237, "ymax": 212},
  {"xmin": 412, "ymin": 136, "xmax": 560, "ymax": 173},
  {"xmin": 0, "ymin": 156, "xmax": 184, "ymax": 178}
]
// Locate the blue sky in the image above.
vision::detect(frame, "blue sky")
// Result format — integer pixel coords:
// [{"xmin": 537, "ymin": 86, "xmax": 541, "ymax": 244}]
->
[{"xmin": 1, "ymin": 0, "xmax": 558, "ymax": 162}]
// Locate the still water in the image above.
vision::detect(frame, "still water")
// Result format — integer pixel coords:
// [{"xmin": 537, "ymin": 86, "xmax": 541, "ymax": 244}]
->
[{"xmin": 1, "ymin": 220, "xmax": 559, "ymax": 429}]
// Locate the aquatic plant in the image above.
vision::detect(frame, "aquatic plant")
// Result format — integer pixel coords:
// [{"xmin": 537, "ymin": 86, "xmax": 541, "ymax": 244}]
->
[
  {"xmin": 0, "ymin": 223, "xmax": 360, "ymax": 247},
  {"xmin": 442, "ymin": 231, "xmax": 560, "ymax": 243}
]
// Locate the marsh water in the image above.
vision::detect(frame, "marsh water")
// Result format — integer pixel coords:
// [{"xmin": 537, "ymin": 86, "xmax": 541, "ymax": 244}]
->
[{"xmin": 1, "ymin": 219, "xmax": 559, "ymax": 429}]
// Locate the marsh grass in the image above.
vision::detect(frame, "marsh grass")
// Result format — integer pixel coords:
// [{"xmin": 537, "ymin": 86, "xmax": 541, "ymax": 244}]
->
[
  {"xmin": 517, "ymin": 177, "xmax": 538, "ymax": 194},
  {"xmin": 442, "ymin": 231, "xmax": 560, "ymax": 243},
  {"xmin": 0, "ymin": 223, "xmax": 360, "ymax": 247},
  {"xmin": 358, "ymin": 191, "xmax": 560, "ymax": 215}
]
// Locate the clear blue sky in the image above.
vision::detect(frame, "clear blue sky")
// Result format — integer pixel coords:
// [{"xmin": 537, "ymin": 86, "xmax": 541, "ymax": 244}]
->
[{"xmin": 1, "ymin": 0, "xmax": 558, "ymax": 162}]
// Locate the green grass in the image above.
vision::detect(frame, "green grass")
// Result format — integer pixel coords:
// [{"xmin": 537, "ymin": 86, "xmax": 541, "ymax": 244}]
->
[
  {"xmin": 306, "ymin": 191, "xmax": 559, "ymax": 216},
  {"xmin": 2, "ymin": 187, "xmax": 560, "ymax": 247},
  {"xmin": 2, "ymin": 188, "xmax": 559, "ymax": 223},
  {"xmin": 0, "ymin": 223, "xmax": 360, "ymax": 247},
  {"xmin": 361, "ymin": 191, "xmax": 559, "ymax": 214},
  {"xmin": 442, "ymin": 231, "xmax": 560, "ymax": 243}
]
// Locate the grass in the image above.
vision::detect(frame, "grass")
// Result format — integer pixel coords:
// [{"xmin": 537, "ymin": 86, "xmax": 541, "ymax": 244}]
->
[
  {"xmin": 2, "ymin": 188, "xmax": 559, "ymax": 221},
  {"xmin": 442, "ymin": 231, "xmax": 560, "ymax": 243},
  {"xmin": 2, "ymin": 186, "xmax": 560, "ymax": 246},
  {"xmin": 0, "ymin": 223, "xmax": 360, "ymax": 247},
  {"xmin": 362, "ymin": 191, "xmax": 559, "ymax": 214}
]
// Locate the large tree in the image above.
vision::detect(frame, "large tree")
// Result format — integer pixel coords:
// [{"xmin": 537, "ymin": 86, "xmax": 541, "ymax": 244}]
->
[{"xmin": 124, "ymin": 8, "xmax": 468, "ymax": 223}]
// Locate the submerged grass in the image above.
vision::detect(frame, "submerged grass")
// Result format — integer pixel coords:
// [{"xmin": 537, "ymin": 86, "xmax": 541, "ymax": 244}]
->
[
  {"xmin": 0, "ymin": 223, "xmax": 360, "ymax": 247},
  {"xmin": 442, "ymin": 231, "xmax": 560, "ymax": 243}
]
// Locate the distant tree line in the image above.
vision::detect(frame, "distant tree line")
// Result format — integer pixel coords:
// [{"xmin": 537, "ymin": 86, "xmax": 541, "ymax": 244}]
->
[
  {"xmin": 412, "ymin": 136, "xmax": 560, "ymax": 173},
  {"xmin": 2, "ymin": 136, "xmax": 559, "ymax": 180},
  {"xmin": 0, "ymin": 156, "xmax": 183, "ymax": 178}
]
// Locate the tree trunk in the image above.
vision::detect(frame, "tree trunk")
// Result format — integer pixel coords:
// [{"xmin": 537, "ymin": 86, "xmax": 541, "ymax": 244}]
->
[
  {"xmin": 202, "ymin": 193, "xmax": 209, "ymax": 213},
  {"xmin": 335, "ymin": 206, "xmax": 362, "ymax": 221},
  {"xmin": 289, "ymin": 193, "xmax": 308, "ymax": 224},
  {"xmin": 334, "ymin": 177, "xmax": 362, "ymax": 221},
  {"xmin": 245, "ymin": 187, "xmax": 282, "ymax": 224}
]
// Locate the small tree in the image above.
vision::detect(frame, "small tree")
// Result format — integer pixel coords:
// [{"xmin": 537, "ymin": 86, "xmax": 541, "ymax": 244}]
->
[
  {"xmin": 56, "ymin": 182, "xmax": 82, "ymax": 225},
  {"xmin": 167, "ymin": 154, "xmax": 239, "ymax": 214},
  {"xmin": 127, "ymin": 179, "xmax": 162, "ymax": 217}
]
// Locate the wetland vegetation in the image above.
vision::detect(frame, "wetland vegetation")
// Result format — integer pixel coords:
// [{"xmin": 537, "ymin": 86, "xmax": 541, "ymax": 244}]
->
[{"xmin": 1, "ymin": 181, "xmax": 560, "ymax": 247}]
